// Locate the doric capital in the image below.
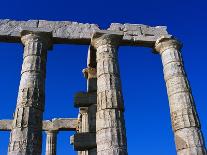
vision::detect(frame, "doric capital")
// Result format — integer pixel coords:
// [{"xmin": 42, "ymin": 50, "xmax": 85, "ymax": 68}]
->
[
  {"xmin": 82, "ymin": 67, "xmax": 97, "ymax": 79},
  {"xmin": 45, "ymin": 130, "xmax": 58, "ymax": 135},
  {"xmin": 79, "ymin": 107, "xmax": 88, "ymax": 114},
  {"xmin": 154, "ymin": 36, "xmax": 182, "ymax": 54},
  {"xmin": 91, "ymin": 30, "xmax": 123, "ymax": 49},
  {"xmin": 20, "ymin": 27, "xmax": 53, "ymax": 50}
]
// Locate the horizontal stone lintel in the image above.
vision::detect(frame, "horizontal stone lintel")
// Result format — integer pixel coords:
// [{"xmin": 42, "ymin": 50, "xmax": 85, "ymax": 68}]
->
[
  {"xmin": 0, "ymin": 19, "xmax": 170, "ymax": 47},
  {"xmin": 74, "ymin": 92, "xmax": 97, "ymax": 108},
  {"xmin": 73, "ymin": 132, "xmax": 96, "ymax": 151},
  {"xmin": 0, "ymin": 118, "xmax": 78, "ymax": 131}
]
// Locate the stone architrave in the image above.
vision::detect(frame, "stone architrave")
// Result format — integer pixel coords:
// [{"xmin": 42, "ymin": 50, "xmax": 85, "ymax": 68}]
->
[
  {"xmin": 8, "ymin": 28, "xmax": 52, "ymax": 155},
  {"xmin": 45, "ymin": 131, "xmax": 58, "ymax": 155},
  {"xmin": 0, "ymin": 118, "xmax": 78, "ymax": 131},
  {"xmin": 91, "ymin": 30, "xmax": 128, "ymax": 155},
  {"xmin": 154, "ymin": 36, "xmax": 207, "ymax": 155}
]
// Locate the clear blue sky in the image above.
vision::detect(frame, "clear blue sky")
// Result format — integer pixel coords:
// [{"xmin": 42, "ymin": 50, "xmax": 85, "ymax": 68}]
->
[{"xmin": 0, "ymin": 0, "xmax": 207, "ymax": 154}]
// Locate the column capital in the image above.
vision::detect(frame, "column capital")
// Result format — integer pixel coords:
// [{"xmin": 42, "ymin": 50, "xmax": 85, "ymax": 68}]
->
[
  {"xmin": 45, "ymin": 130, "xmax": 58, "ymax": 134},
  {"xmin": 91, "ymin": 30, "xmax": 123, "ymax": 49},
  {"xmin": 20, "ymin": 27, "xmax": 53, "ymax": 50},
  {"xmin": 79, "ymin": 107, "xmax": 88, "ymax": 114},
  {"xmin": 154, "ymin": 36, "xmax": 182, "ymax": 54},
  {"xmin": 82, "ymin": 67, "xmax": 97, "ymax": 79}
]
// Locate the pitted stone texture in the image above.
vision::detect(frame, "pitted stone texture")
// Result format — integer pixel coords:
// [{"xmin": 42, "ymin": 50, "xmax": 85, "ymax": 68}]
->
[
  {"xmin": 38, "ymin": 20, "xmax": 100, "ymax": 44},
  {"xmin": 0, "ymin": 19, "xmax": 38, "ymax": 41},
  {"xmin": 0, "ymin": 19, "xmax": 100, "ymax": 43},
  {"xmin": 43, "ymin": 118, "xmax": 78, "ymax": 131},
  {"xmin": 96, "ymin": 127, "xmax": 127, "ymax": 155},
  {"xmin": 108, "ymin": 23, "xmax": 169, "ymax": 46},
  {"xmin": 0, "ymin": 19, "xmax": 169, "ymax": 46},
  {"xmin": 45, "ymin": 131, "xmax": 58, "ymax": 155},
  {"xmin": 92, "ymin": 31, "xmax": 127, "ymax": 155},
  {"xmin": 0, "ymin": 119, "xmax": 78, "ymax": 131},
  {"xmin": 8, "ymin": 31, "xmax": 51, "ymax": 155},
  {"xmin": 155, "ymin": 37, "xmax": 206, "ymax": 155},
  {"xmin": 175, "ymin": 127, "xmax": 205, "ymax": 154}
]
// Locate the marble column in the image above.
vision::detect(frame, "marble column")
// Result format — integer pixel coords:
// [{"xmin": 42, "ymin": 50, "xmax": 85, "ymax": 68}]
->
[
  {"xmin": 154, "ymin": 36, "xmax": 206, "ymax": 155},
  {"xmin": 79, "ymin": 107, "xmax": 89, "ymax": 133},
  {"xmin": 8, "ymin": 28, "xmax": 52, "ymax": 155},
  {"xmin": 45, "ymin": 131, "xmax": 58, "ymax": 155},
  {"xmin": 78, "ymin": 107, "xmax": 89, "ymax": 155},
  {"xmin": 91, "ymin": 31, "xmax": 128, "ymax": 155},
  {"xmin": 83, "ymin": 67, "xmax": 97, "ymax": 155}
]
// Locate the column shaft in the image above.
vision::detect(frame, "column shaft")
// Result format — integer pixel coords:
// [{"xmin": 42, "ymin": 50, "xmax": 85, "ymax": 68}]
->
[
  {"xmin": 84, "ymin": 67, "xmax": 97, "ymax": 155},
  {"xmin": 78, "ymin": 107, "xmax": 89, "ymax": 155},
  {"xmin": 8, "ymin": 30, "xmax": 51, "ymax": 155},
  {"xmin": 46, "ymin": 131, "xmax": 58, "ymax": 155},
  {"xmin": 92, "ymin": 32, "xmax": 128, "ymax": 155},
  {"xmin": 155, "ymin": 37, "xmax": 206, "ymax": 155}
]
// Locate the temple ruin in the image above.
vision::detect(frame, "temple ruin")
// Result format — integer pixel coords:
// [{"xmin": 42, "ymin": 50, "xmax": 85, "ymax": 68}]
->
[{"xmin": 0, "ymin": 19, "xmax": 206, "ymax": 155}]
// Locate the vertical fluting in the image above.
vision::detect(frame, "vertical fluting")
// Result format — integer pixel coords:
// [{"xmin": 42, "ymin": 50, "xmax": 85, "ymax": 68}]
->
[
  {"xmin": 92, "ymin": 32, "xmax": 128, "ymax": 155},
  {"xmin": 155, "ymin": 37, "xmax": 206, "ymax": 155},
  {"xmin": 78, "ymin": 108, "xmax": 89, "ymax": 155},
  {"xmin": 45, "ymin": 131, "xmax": 58, "ymax": 155},
  {"xmin": 8, "ymin": 31, "xmax": 52, "ymax": 155},
  {"xmin": 83, "ymin": 67, "xmax": 97, "ymax": 155}
]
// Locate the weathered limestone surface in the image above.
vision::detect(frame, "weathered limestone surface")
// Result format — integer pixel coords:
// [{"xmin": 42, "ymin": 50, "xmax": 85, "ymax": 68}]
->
[
  {"xmin": 0, "ymin": 18, "xmax": 205, "ymax": 155},
  {"xmin": 108, "ymin": 23, "xmax": 169, "ymax": 46},
  {"xmin": 0, "ymin": 118, "xmax": 78, "ymax": 131},
  {"xmin": 43, "ymin": 118, "xmax": 78, "ymax": 131},
  {"xmin": 91, "ymin": 30, "xmax": 127, "ymax": 155},
  {"xmin": 45, "ymin": 131, "xmax": 58, "ymax": 155},
  {"xmin": 8, "ymin": 28, "xmax": 52, "ymax": 155},
  {"xmin": 154, "ymin": 36, "xmax": 207, "ymax": 155},
  {"xmin": 0, "ymin": 19, "xmax": 169, "ymax": 46}
]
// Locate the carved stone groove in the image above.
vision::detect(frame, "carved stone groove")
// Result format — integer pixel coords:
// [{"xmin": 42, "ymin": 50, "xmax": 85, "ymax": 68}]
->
[
  {"xmin": 91, "ymin": 30, "xmax": 128, "ymax": 155},
  {"xmin": 154, "ymin": 36, "xmax": 207, "ymax": 155},
  {"xmin": 8, "ymin": 28, "xmax": 52, "ymax": 155},
  {"xmin": 45, "ymin": 131, "xmax": 58, "ymax": 155}
]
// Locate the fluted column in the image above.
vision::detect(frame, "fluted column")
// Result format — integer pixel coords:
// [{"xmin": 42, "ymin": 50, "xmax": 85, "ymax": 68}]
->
[
  {"xmin": 91, "ymin": 31, "xmax": 128, "ymax": 155},
  {"xmin": 83, "ymin": 67, "xmax": 97, "ymax": 155},
  {"xmin": 154, "ymin": 36, "xmax": 206, "ymax": 155},
  {"xmin": 8, "ymin": 29, "xmax": 52, "ymax": 155},
  {"xmin": 78, "ymin": 107, "xmax": 89, "ymax": 155},
  {"xmin": 45, "ymin": 131, "xmax": 58, "ymax": 155},
  {"xmin": 79, "ymin": 107, "xmax": 89, "ymax": 133}
]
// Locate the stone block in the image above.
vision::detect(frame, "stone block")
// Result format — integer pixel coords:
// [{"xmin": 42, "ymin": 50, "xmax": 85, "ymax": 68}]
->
[
  {"xmin": 74, "ymin": 92, "xmax": 97, "ymax": 107},
  {"xmin": 73, "ymin": 132, "xmax": 96, "ymax": 151}
]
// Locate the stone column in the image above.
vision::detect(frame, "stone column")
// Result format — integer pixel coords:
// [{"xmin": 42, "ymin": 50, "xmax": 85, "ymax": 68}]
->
[
  {"xmin": 8, "ymin": 28, "xmax": 52, "ymax": 155},
  {"xmin": 78, "ymin": 107, "xmax": 89, "ymax": 155},
  {"xmin": 45, "ymin": 131, "xmax": 58, "ymax": 155},
  {"xmin": 154, "ymin": 36, "xmax": 206, "ymax": 155},
  {"xmin": 91, "ymin": 31, "xmax": 128, "ymax": 155},
  {"xmin": 83, "ymin": 67, "xmax": 97, "ymax": 155},
  {"xmin": 79, "ymin": 107, "xmax": 89, "ymax": 133}
]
